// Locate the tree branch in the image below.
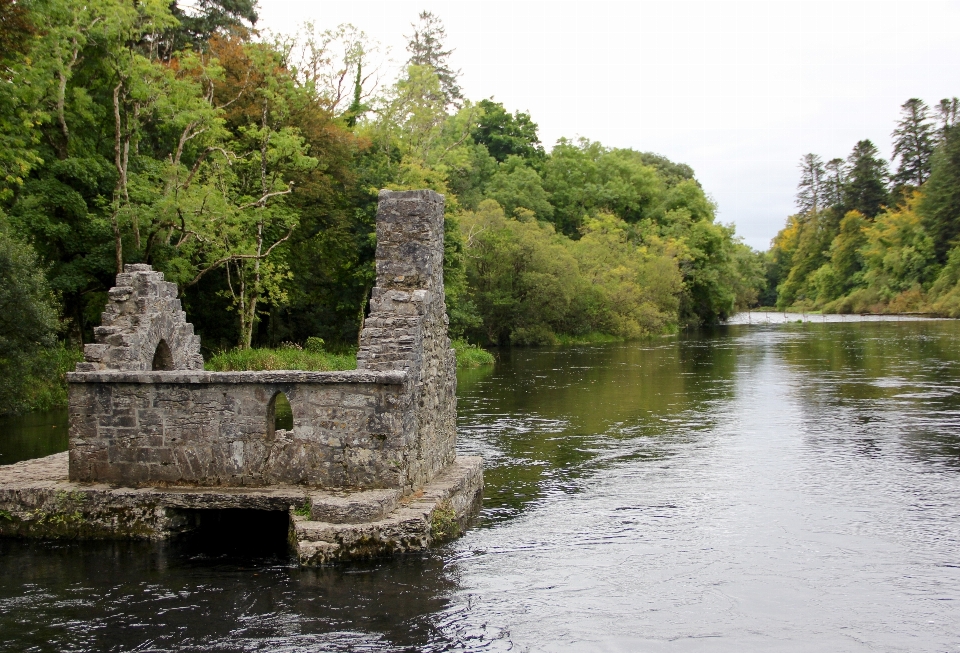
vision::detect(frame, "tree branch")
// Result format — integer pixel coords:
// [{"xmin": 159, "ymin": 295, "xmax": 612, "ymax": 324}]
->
[{"xmin": 185, "ymin": 224, "xmax": 296, "ymax": 286}]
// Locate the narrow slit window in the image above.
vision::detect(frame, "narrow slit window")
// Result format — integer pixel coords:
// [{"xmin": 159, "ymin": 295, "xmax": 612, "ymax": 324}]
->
[{"xmin": 268, "ymin": 392, "xmax": 293, "ymax": 436}]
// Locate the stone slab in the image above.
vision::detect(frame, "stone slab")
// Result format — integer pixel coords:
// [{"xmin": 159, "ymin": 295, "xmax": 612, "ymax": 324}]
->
[
  {"xmin": 0, "ymin": 453, "xmax": 483, "ymax": 565},
  {"xmin": 308, "ymin": 487, "xmax": 402, "ymax": 523}
]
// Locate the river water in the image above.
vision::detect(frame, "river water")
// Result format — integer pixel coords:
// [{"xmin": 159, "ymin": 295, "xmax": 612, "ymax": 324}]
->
[{"xmin": 2, "ymin": 320, "xmax": 960, "ymax": 652}]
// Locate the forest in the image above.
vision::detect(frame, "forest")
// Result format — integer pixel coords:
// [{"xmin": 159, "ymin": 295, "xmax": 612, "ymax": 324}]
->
[
  {"xmin": 768, "ymin": 97, "xmax": 960, "ymax": 315},
  {"xmin": 0, "ymin": 0, "xmax": 764, "ymax": 413}
]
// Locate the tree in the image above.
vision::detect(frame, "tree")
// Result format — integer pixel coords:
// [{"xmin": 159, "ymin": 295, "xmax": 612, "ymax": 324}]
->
[
  {"xmin": 471, "ymin": 99, "xmax": 544, "ymax": 164},
  {"xmin": 279, "ymin": 23, "xmax": 383, "ymax": 122},
  {"xmin": 164, "ymin": 0, "xmax": 258, "ymax": 56},
  {"xmin": 796, "ymin": 153, "xmax": 825, "ymax": 214},
  {"xmin": 0, "ymin": 214, "xmax": 59, "ymax": 411},
  {"xmin": 486, "ymin": 155, "xmax": 553, "ymax": 221},
  {"xmin": 823, "ymin": 158, "xmax": 846, "ymax": 209},
  {"xmin": 936, "ymin": 97, "xmax": 959, "ymax": 140},
  {"xmin": 0, "ymin": 0, "xmax": 33, "ymax": 68},
  {"xmin": 405, "ymin": 11, "xmax": 461, "ymax": 109},
  {"xmin": 920, "ymin": 124, "xmax": 960, "ymax": 263},
  {"xmin": 843, "ymin": 140, "xmax": 888, "ymax": 218},
  {"xmin": 891, "ymin": 98, "xmax": 935, "ymax": 191}
]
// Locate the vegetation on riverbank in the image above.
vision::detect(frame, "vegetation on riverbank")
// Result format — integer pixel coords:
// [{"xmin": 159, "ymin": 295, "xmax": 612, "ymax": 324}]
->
[
  {"xmin": 767, "ymin": 98, "xmax": 960, "ymax": 315},
  {"xmin": 452, "ymin": 339, "xmax": 495, "ymax": 368},
  {"xmin": 0, "ymin": 1, "xmax": 767, "ymax": 411}
]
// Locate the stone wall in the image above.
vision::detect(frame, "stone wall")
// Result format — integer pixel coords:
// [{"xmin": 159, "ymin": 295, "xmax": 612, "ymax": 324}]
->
[
  {"xmin": 68, "ymin": 371, "xmax": 411, "ymax": 488},
  {"xmin": 357, "ymin": 190, "xmax": 457, "ymax": 488},
  {"xmin": 67, "ymin": 189, "xmax": 459, "ymax": 492}
]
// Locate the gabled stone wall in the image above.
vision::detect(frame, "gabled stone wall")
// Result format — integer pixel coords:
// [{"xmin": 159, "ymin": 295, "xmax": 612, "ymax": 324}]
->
[
  {"xmin": 77, "ymin": 265, "xmax": 203, "ymax": 372},
  {"xmin": 67, "ymin": 189, "xmax": 459, "ymax": 491}
]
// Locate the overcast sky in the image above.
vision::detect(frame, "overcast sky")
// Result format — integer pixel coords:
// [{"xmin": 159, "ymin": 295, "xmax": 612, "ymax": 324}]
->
[{"xmin": 258, "ymin": 0, "xmax": 960, "ymax": 250}]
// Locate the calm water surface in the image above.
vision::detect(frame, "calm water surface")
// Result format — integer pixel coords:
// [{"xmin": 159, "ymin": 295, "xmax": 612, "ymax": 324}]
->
[{"xmin": 2, "ymin": 322, "xmax": 960, "ymax": 651}]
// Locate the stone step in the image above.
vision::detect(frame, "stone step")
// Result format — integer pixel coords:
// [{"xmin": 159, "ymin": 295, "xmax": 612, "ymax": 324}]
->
[
  {"xmin": 292, "ymin": 456, "xmax": 483, "ymax": 565},
  {"xmin": 307, "ymin": 488, "xmax": 401, "ymax": 523}
]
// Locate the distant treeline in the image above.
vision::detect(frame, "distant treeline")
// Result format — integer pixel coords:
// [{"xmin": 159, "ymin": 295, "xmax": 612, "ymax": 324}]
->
[
  {"xmin": 0, "ymin": 0, "xmax": 764, "ymax": 411},
  {"xmin": 766, "ymin": 97, "xmax": 960, "ymax": 315}
]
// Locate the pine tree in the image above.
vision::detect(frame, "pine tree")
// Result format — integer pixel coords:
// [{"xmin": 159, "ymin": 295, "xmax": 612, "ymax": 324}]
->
[
  {"xmin": 920, "ymin": 124, "xmax": 960, "ymax": 263},
  {"xmin": 936, "ymin": 98, "xmax": 959, "ymax": 141},
  {"xmin": 843, "ymin": 140, "xmax": 889, "ymax": 218},
  {"xmin": 796, "ymin": 153, "xmax": 825, "ymax": 215},
  {"xmin": 891, "ymin": 98, "xmax": 935, "ymax": 191},
  {"xmin": 823, "ymin": 158, "xmax": 847, "ymax": 209},
  {"xmin": 405, "ymin": 11, "xmax": 462, "ymax": 109}
]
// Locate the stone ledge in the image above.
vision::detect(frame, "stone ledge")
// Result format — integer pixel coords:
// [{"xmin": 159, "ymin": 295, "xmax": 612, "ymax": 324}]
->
[
  {"xmin": 0, "ymin": 453, "xmax": 483, "ymax": 565},
  {"xmin": 66, "ymin": 369, "xmax": 408, "ymax": 385}
]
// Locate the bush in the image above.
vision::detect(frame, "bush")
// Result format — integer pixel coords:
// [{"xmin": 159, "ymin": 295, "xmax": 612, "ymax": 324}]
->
[
  {"xmin": 510, "ymin": 325, "xmax": 557, "ymax": 346},
  {"xmin": 451, "ymin": 339, "xmax": 495, "ymax": 368}
]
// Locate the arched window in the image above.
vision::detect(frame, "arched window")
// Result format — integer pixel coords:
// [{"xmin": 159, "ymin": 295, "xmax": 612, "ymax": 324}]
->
[
  {"xmin": 151, "ymin": 339, "xmax": 174, "ymax": 371},
  {"xmin": 267, "ymin": 392, "xmax": 293, "ymax": 437}
]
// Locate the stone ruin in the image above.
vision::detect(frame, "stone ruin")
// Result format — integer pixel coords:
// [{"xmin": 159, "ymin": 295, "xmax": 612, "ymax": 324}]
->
[
  {"xmin": 77, "ymin": 265, "xmax": 204, "ymax": 373},
  {"xmin": 0, "ymin": 190, "xmax": 483, "ymax": 564}
]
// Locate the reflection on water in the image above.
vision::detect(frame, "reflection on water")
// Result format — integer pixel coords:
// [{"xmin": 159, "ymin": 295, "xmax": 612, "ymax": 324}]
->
[
  {"xmin": 0, "ymin": 409, "xmax": 67, "ymax": 465},
  {"xmin": 2, "ymin": 323, "xmax": 960, "ymax": 651}
]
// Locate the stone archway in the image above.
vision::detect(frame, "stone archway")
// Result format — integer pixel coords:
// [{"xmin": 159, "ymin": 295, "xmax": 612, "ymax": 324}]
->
[
  {"xmin": 76, "ymin": 264, "xmax": 203, "ymax": 372},
  {"xmin": 151, "ymin": 339, "xmax": 174, "ymax": 371}
]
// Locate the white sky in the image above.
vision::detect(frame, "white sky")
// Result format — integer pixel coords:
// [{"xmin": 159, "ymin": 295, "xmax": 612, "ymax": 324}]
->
[{"xmin": 258, "ymin": 0, "xmax": 960, "ymax": 250}]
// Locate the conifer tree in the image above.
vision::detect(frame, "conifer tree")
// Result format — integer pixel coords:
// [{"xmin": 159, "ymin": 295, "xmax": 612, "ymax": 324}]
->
[
  {"xmin": 405, "ymin": 11, "xmax": 462, "ymax": 108},
  {"xmin": 796, "ymin": 153, "xmax": 825, "ymax": 215},
  {"xmin": 891, "ymin": 98, "xmax": 935, "ymax": 191},
  {"xmin": 843, "ymin": 140, "xmax": 889, "ymax": 218},
  {"xmin": 920, "ymin": 124, "xmax": 960, "ymax": 263},
  {"xmin": 823, "ymin": 158, "xmax": 847, "ymax": 209},
  {"xmin": 936, "ymin": 98, "xmax": 959, "ymax": 140}
]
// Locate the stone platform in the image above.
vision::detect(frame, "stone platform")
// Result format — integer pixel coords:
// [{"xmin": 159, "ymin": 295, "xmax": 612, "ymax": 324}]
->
[{"xmin": 0, "ymin": 453, "xmax": 483, "ymax": 565}]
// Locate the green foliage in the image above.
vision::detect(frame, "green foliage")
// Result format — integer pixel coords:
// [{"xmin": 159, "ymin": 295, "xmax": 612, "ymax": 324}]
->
[
  {"xmin": 459, "ymin": 201, "xmax": 687, "ymax": 344},
  {"xmin": 429, "ymin": 499, "xmax": 459, "ymax": 541},
  {"xmin": 844, "ymin": 140, "xmax": 889, "ymax": 218},
  {"xmin": 205, "ymin": 346, "xmax": 357, "ymax": 372},
  {"xmin": 451, "ymin": 339, "xmax": 494, "ymax": 368},
  {"xmin": 0, "ymin": 217, "xmax": 83, "ymax": 414},
  {"xmin": 920, "ymin": 124, "xmax": 960, "ymax": 263},
  {"xmin": 892, "ymin": 98, "xmax": 935, "ymax": 192},
  {"xmin": 486, "ymin": 156, "xmax": 553, "ymax": 221},
  {"xmin": 0, "ymin": 0, "xmax": 764, "ymax": 412},
  {"xmin": 293, "ymin": 500, "xmax": 311, "ymax": 517},
  {"xmin": 471, "ymin": 99, "xmax": 544, "ymax": 164},
  {"xmin": 770, "ymin": 98, "xmax": 960, "ymax": 316},
  {"xmin": 304, "ymin": 336, "xmax": 325, "ymax": 353}
]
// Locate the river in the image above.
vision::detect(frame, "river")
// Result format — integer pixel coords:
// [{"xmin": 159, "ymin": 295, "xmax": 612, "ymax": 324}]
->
[{"xmin": 1, "ymin": 319, "xmax": 959, "ymax": 651}]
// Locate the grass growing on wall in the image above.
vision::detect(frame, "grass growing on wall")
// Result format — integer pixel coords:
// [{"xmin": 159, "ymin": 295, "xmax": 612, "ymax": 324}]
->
[
  {"xmin": 205, "ymin": 346, "xmax": 358, "ymax": 372},
  {"xmin": 205, "ymin": 339, "xmax": 496, "ymax": 372}
]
